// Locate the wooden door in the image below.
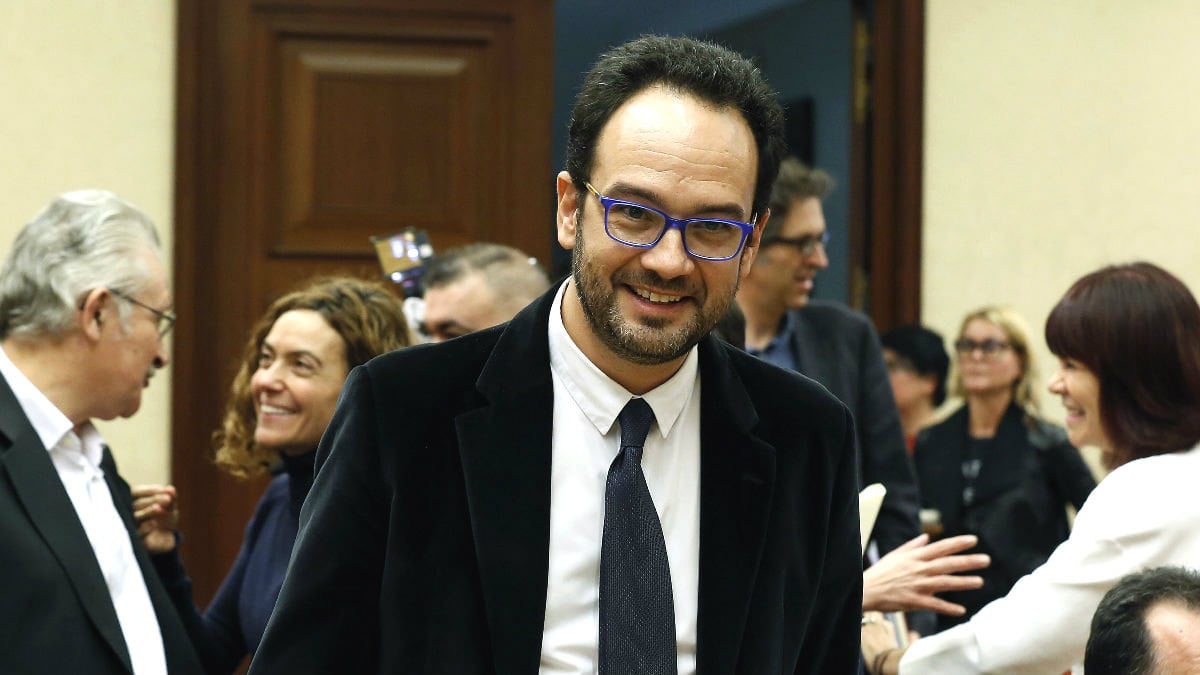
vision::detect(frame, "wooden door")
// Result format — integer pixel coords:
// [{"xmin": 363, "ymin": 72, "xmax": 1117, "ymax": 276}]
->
[{"xmin": 172, "ymin": 0, "xmax": 553, "ymax": 608}]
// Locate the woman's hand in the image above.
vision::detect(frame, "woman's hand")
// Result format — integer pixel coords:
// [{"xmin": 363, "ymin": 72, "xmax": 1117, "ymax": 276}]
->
[
  {"xmin": 132, "ymin": 484, "xmax": 179, "ymax": 554},
  {"xmin": 863, "ymin": 533, "xmax": 989, "ymax": 614}
]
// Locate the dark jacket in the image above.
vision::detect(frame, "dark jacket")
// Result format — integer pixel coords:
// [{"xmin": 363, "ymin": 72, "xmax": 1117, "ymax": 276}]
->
[
  {"xmin": 788, "ymin": 301, "xmax": 922, "ymax": 556},
  {"xmin": 0, "ymin": 372, "xmax": 203, "ymax": 675},
  {"xmin": 250, "ymin": 287, "xmax": 864, "ymax": 675},
  {"xmin": 154, "ymin": 451, "xmax": 315, "ymax": 674},
  {"xmin": 914, "ymin": 403, "xmax": 1097, "ymax": 632}
]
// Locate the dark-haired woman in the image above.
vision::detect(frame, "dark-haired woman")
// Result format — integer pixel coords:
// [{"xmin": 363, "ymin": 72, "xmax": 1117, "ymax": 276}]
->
[
  {"xmin": 864, "ymin": 262, "xmax": 1200, "ymax": 674},
  {"xmin": 881, "ymin": 324, "xmax": 950, "ymax": 451}
]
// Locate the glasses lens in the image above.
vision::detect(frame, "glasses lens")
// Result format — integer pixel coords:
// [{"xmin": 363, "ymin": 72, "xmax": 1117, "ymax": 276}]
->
[
  {"xmin": 803, "ymin": 233, "xmax": 829, "ymax": 256},
  {"xmin": 605, "ymin": 202, "xmax": 666, "ymax": 246},
  {"xmin": 956, "ymin": 339, "xmax": 1007, "ymax": 356},
  {"xmin": 684, "ymin": 220, "xmax": 744, "ymax": 259}
]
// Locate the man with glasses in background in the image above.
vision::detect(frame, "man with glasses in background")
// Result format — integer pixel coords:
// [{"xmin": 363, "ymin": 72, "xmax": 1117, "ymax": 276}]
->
[
  {"xmin": 0, "ymin": 190, "xmax": 200, "ymax": 674},
  {"xmin": 252, "ymin": 36, "xmax": 861, "ymax": 675},
  {"xmin": 737, "ymin": 158, "xmax": 921, "ymax": 561}
]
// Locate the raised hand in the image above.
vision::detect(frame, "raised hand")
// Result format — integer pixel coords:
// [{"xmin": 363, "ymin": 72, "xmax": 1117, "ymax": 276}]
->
[
  {"xmin": 132, "ymin": 484, "xmax": 180, "ymax": 554},
  {"xmin": 863, "ymin": 533, "xmax": 990, "ymax": 615}
]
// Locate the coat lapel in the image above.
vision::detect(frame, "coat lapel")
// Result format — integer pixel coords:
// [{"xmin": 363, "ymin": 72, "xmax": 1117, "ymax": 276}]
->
[
  {"xmin": 788, "ymin": 308, "xmax": 822, "ymax": 379},
  {"xmin": 101, "ymin": 448, "xmax": 201, "ymax": 674},
  {"xmin": 694, "ymin": 338, "xmax": 776, "ymax": 674},
  {"xmin": 456, "ymin": 292, "xmax": 556, "ymax": 675},
  {"xmin": 0, "ymin": 376, "xmax": 133, "ymax": 674}
]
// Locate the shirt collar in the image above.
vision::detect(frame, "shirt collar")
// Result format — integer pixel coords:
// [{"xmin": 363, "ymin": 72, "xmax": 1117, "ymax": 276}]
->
[
  {"xmin": 0, "ymin": 343, "xmax": 75, "ymax": 452},
  {"xmin": 0, "ymin": 344, "xmax": 107, "ymax": 469},
  {"xmin": 547, "ymin": 279, "xmax": 699, "ymax": 440}
]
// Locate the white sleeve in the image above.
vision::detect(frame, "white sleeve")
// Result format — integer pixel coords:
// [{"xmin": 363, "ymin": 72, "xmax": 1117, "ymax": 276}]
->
[{"xmin": 899, "ymin": 453, "xmax": 1200, "ymax": 675}]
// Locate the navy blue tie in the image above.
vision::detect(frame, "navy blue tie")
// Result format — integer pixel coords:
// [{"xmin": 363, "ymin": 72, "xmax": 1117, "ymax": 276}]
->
[{"xmin": 599, "ymin": 397, "xmax": 677, "ymax": 675}]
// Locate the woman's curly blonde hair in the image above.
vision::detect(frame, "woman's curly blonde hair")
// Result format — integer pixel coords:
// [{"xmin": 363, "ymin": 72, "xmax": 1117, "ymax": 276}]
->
[{"xmin": 212, "ymin": 276, "xmax": 413, "ymax": 478}]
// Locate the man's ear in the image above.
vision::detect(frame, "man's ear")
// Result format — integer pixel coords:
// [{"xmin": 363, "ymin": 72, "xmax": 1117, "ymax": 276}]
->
[
  {"xmin": 77, "ymin": 287, "xmax": 112, "ymax": 341},
  {"xmin": 738, "ymin": 208, "xmax": 769, "ymax": 279},
  {"xmin": 556, "ymin": 171, "xmax": 580, "ymax": 251}
]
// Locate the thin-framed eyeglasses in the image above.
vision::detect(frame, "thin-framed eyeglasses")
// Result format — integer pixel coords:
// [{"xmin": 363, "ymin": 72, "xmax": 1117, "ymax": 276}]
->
[
  {"xmin": 954, "ymin": 338, "xmax": 1011, "ymax": 358},
  {"xmin": 583, "ymin": 182, "xmax": 756, "ymax": 262},
  {"xmin": 762, "ymin": 231, "xmax": 830, "ymax": 257},
  {"xmin": 110, "ymin": 289, "xmax": 176, "ymax": 337}
]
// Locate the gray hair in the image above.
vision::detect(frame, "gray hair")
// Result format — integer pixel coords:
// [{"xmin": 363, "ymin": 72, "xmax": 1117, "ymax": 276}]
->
[
  {"xmin": 424, "ymin": 242, "xmax": 550, "ymax": 312},
  {"xmin": 0, "ymin": 190, "xmax": 163, "ymax": 340}
]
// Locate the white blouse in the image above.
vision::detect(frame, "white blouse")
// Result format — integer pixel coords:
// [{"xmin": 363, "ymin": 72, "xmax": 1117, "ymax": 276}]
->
[{"xmin": 901, "ymin": 444, "xmax": 1200, "ymax": 675}]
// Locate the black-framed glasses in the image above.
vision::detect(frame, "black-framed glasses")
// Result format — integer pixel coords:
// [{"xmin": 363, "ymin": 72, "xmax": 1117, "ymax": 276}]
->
[
  {"xmin": 583, "ymin": 182, "xmax": 756, "ymax": 261},
  {"xmin": 111, "ymin": 289, "xmax": 176, "ymax": 337},
  {"xmin": 954, "ymin": 338, "xmax": 1011, "ymax": 358},
  {"xmin": 762, "ymin": 231, "xmax": 829, "ymax": 257}
]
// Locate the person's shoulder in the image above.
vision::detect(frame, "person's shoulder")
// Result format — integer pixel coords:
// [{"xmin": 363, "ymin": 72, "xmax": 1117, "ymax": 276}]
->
[
  {"xmin": 795, "ymin": 300, "xmax": 874, "ymax": 332},
  {"xmin": 236, "ymin": 472, "xmax": 292, "ymax": 540},
  {"xmin": 249, "ymin": 472, "xmax": 291, "ymax": 512},
  {"xmin": 915, "ymin": 405, "xmax": 966, "ymax": 444},
  {"xmin": 725, "ymin": 343, "xmax": 849, "ymax": 420},
  {"xmin": 1070, "ymin": 444, "xmax": 1200, "ymax": 542},
  {"xmin": 361, "ymin": 325, "xmax": 504, "ymax": 393},
  {"xmin": 1104, "ymin": 444, "xmax": 1200, "ymax": 486},
  {"xmin": 1025, "ymin": 416, "xmax": 1071, "ymax": 450}
]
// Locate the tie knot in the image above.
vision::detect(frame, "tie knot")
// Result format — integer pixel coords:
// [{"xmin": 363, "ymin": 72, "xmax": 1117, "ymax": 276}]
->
[{"xmin": 618, "ymin": 397, "xmax": 655, "ymax": 450}]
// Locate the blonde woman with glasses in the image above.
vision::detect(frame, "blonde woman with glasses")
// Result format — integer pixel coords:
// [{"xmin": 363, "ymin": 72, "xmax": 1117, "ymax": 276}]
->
[{"xmin": 910, "ymin": 306, "xmax": 1096, "ymax": 634}]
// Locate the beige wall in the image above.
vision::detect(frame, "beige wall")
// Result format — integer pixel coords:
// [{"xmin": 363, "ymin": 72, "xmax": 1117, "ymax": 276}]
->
[
  {"xmin": 923, "ymin": 1, "xmax": 1200, "ymax": 471},
  {"xmin": 5, "ymin": 2, "xmax": 1196, "ymax": 482},
  {"xmin": 0, "ymin": 3, "xmax": 176, "ymax": 485}
]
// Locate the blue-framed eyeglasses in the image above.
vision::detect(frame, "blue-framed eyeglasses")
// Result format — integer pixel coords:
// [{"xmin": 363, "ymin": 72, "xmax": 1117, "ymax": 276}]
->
[
  {"xmin": 583, "ymin": 182, "xmax": 756, "ymax": 262},
  {"xmin": 111, "ymin": 289, "xmax": 176, "ymax": 337},
  {"xmin": 762, "ymin": 231, "xmax": 830, "ymax": 257}
]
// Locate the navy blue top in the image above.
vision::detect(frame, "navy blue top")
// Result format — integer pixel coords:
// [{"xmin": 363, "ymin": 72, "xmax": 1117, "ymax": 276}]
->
[
  {"xmin": 153, "ymin": 451, "xmax": 314, "ymax": 675},
  {"xmin": 745, "ymin": 311, "xmax": 798, "ymax": 371}
]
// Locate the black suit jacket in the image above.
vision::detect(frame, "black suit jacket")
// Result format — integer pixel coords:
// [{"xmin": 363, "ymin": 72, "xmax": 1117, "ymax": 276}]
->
[
  {"xmin": 787, "ymin": 301, "xmax": 921, "ymax": 556},
  {"xmin": 0, "ymin": 372, "xmax": 202, "ymax": 674},
  {"xmin": 251, "ymin": 287, "xmax": 863, "ymax": 675},
  {"xmin": 914, "ymin": 404, "xmax": 1097, "ymax": 631}
]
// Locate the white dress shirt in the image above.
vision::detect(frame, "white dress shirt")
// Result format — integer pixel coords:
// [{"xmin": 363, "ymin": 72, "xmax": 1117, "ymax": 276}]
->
[
  {"xmin": 540, "ymin": 280, "xmax": 701, "ymax": 675},
  {"xmin": 901, "ymin": 444, "xmax": 1200, "ymax": 675},
  {"xmin": 0, "ymin": 346, "xmax": 168, "ymax": 675}
]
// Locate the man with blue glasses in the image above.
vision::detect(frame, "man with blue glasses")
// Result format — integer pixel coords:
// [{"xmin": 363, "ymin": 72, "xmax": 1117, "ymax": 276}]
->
[
  {"xmin": 253, "ymin": 35, "xmax": 862, "ymax": 675},
  {"xmin": 737, "ymin": 158, "xmax": 921, "ymax": 561}
]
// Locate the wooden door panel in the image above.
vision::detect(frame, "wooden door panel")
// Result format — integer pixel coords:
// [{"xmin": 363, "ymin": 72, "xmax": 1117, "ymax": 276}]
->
[
  {"xmin": 174, "ymin": 0, "xmax": 553, "ymax": 610},
  {"xmin": 255, "ymin": 12, "xmax": 515, "ymax": 256}
]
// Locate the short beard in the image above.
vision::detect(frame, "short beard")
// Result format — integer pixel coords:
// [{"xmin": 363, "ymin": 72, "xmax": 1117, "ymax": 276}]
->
[{"xmin": 570, "ymin": 221, "xmax": 736, "ymax": 366}]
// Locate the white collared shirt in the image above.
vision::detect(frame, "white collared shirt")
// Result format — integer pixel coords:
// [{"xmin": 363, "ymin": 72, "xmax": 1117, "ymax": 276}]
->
[
  {"xmin": 0, "ymin": 345, "xmax": 168, "ymax": 675},
  {"xmin": 540, "ymin": 280, "xmax": 701, "ymax": 675}
]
